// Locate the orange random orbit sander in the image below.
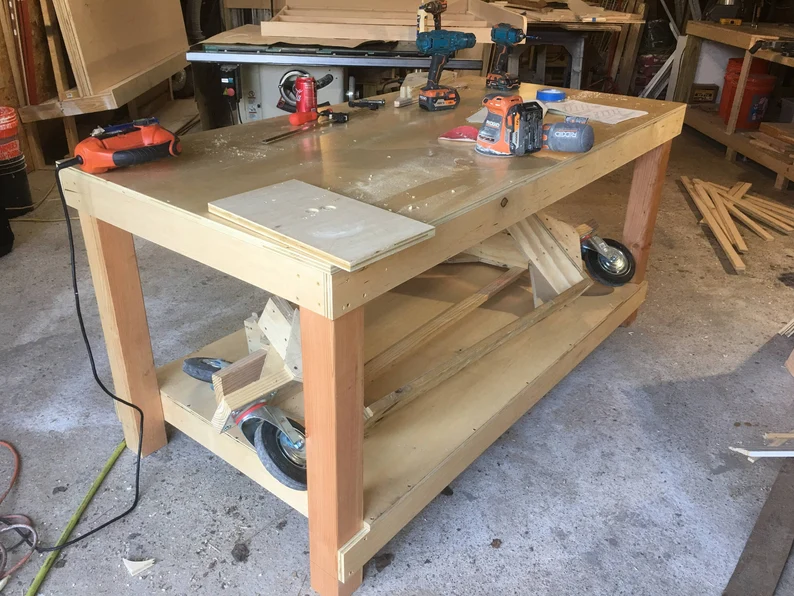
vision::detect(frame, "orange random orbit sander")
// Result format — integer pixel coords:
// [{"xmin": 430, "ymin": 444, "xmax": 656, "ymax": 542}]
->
[
  {"xmin": 70, "ymin": 118, "xmax": 181, "ymax": 174},
  {"xmin": 475, "ymin": 93, "xmax": 544, "ymax": 157}
]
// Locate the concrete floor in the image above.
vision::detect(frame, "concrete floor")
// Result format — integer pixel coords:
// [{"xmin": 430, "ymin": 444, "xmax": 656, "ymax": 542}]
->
[{"xmin": 2, "ymin": 127, "xmax": 794, "ymax": 596}]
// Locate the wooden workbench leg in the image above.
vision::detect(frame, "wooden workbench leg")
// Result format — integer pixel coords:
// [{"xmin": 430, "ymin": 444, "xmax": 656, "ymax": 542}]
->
[
  {"xmin": 621, "ymin": 140, "xmax": 672, "ymax": 326},
  {"xmin": 726, "ymin": 50, "xmax": 753, "ymax": 137},
  {"xmin": 80, "ymin": 216, "xmax": 167, "ymax": 456},
  {"xmin": 301, "ymin": 307, "xmax": 365, "ymax": 596}
]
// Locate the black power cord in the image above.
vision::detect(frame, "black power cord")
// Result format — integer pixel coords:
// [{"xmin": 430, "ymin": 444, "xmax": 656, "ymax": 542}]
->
[{"xmin": 34, "ymin": 159, "xmax": 146, "ymax": 553}]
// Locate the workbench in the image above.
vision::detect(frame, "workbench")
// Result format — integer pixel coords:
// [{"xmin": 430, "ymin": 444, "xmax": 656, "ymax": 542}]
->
[
  {"xmin": 60, "ymin": 81, "xmax": 683, "ymax": 595},
  {"xmin": 682, "ymin": 22, "xmax": 794, "ymax": 190}
]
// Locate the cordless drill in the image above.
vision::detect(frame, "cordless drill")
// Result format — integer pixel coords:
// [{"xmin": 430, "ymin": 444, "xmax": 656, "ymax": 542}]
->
[
  {"xmin": 418, "ymin": 0, "xmax": 447, "ymax": 30},
  {"xmin": 416, "ymin": 30, "xmax": 476, "ymax": 111},
  {"xmin": 487, "ymin": 23, "xmax": 527, "ymax": 91}
]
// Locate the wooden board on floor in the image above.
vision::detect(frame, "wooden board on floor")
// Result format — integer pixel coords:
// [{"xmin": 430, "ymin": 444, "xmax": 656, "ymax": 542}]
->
[
  {"xmin": 681, "ymin": 177, "xmax": 745, "ymax": 273},
  {"xmin": 51, "ymin": 0, "xmax": 188, "ymax": 95},
  {"xmin": 208, "ymin": 180, "xmax": 435, "ymax": 272},
  {"xmin": 724, "ymin": 459, "xmax": 794, "ymax": 596}
]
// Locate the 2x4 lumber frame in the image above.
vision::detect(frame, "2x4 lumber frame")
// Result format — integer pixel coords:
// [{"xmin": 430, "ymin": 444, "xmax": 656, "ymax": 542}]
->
[
  {"xmin": 301, "ymin": 307, "xmax": 365, "ymax": 596},
  {"xmin": 362, "ymin": 278, "xmax": 592, "ymax": 429},
  {"xmin": 364, "ymin": 266, "xmax": 525, "ymax": 382},
  {"xmin": 79, "ymin": 215, "xmax": 167, "ymax": 456},
  {"xmin": 339, "ymin": 281, "xmax": 649, "ymax": 583},
  {"xmin": 622, "ymin": 140, "xmax": 672, "ymax": 324}
]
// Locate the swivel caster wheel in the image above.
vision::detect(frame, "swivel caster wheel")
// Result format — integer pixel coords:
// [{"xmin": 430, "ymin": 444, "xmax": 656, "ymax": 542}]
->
[
  {"xmin": 581, "ymin": 237, "xmax": 635, "ymax": 287},
  {"xmin": 254, "ymin": 418, "xmax": 307, "ymax": 491}
]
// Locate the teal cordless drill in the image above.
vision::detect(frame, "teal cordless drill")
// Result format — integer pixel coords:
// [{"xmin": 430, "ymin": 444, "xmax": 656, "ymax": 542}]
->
[
  {"xmin": 486, "ymin": 23, "xmax": 527, "ymax": 91},
  {"xmin": 416, "ymin": 30, "xmax": 476, "ymax": 111}
]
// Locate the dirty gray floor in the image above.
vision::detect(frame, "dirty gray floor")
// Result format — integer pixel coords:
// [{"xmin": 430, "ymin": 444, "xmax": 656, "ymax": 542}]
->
[{"xmin": 3, "ymin": 127, "xmax": 794, "ymax": 596}]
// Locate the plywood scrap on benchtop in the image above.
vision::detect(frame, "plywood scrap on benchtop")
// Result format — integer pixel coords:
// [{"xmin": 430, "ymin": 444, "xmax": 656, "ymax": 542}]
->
[{"xmin": 208, "ymin": 180, "xmax": 435, "ymax": 272}]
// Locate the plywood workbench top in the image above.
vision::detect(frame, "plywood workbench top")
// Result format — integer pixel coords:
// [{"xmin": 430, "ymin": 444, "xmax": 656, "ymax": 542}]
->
[
  {"xmin": 60, "ymin": 79, "xmax": 684, "ymax": 318},
  {"xmin": 65, "ymin": 83, "xmax": 682, "ymax": 228}
]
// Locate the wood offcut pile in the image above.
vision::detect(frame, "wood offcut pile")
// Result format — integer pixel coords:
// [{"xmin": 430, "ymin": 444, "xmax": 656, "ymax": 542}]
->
[
  {"xmin": 680, "ymin": 177, "xmax": 794, "ymax": 273},
  {"xmin": 748, "ymin": 123, "xmax": 794, "ymax": 159}
]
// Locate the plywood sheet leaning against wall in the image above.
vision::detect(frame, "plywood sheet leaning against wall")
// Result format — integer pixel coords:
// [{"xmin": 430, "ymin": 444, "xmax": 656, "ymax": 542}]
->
[{"xmin": 51, "ymin": 0, "xmax": 188, "ymax": 96}]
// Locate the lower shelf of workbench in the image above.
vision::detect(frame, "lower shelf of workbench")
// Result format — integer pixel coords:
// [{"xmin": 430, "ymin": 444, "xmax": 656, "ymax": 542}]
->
[
  {"xmin": 156, "ymin": 263, "xmax": 647, "ymax": 579},
  {"xmin": 685, "ymin": 106, "xmax": 794, "ymax": 188}
]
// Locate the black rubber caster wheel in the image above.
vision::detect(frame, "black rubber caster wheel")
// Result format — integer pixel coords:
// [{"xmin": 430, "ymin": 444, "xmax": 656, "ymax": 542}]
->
[
  {"xmin": 254, "ymin": 419, "xmax": 307, "ymax": 491},
  {"xmin": 583, "ymin": 238, "xmax": 636, "ymax": 287},
  {"xmin": 182, "ymin": 357, "xmax": 231, "ymax": 383}
]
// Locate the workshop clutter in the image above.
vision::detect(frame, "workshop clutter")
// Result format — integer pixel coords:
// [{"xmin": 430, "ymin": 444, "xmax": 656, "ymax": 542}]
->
[
  {"xmin": 719, "ymin": 57, "xmax": 774, "ymax": 130},
  {"xmin": 0, "ymin": 107, "xmax": 32, "ymax": 225},
  {"xmin": 680, "ymin": 177, "xmax": 794, "ymax": 274}
]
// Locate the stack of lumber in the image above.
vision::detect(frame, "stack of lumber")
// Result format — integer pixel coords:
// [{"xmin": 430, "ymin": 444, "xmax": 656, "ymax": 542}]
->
[
  {"xmin": 748, "ymin": 123, "xmax": 794, "ymax": 159},
  {"xmin": 680, "ymin": 177, "xmax": 794, "ymax": 273}
]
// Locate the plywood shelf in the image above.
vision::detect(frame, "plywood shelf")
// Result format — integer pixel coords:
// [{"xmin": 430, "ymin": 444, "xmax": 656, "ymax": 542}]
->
[
  {"xmin": 17, "ymin": 51, "xmax": 187, "ymax": 123},
  {"xmin": 685, "ymin": 107, "xmax": 794, "ymax": 184},
  {"xmin": 155, "ymin": 263, "xmax": 646, "ymax": 581}
]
